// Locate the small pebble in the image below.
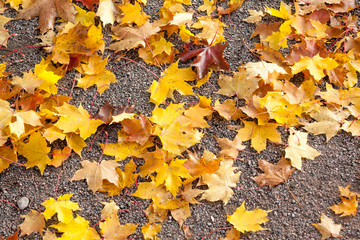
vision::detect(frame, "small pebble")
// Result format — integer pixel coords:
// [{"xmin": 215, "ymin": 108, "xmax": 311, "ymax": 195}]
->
[{"xmin": 17, "ymin": 197, "xmax": 29, "ymax": 210}]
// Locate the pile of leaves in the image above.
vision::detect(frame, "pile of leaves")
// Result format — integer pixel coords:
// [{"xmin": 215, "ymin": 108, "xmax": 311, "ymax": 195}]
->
[{"xmin": 1, "ymin": 0, "xmax": 360, "ymax": 239}]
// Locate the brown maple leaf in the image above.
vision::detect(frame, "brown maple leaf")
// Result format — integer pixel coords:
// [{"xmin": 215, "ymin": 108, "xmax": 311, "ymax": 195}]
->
[
  {"xmin": 180, "ymin": 42, "xmax": 230, "ymax": 79},
  {"xmin": 16, "ymin": 0, "xmax": 76, "ymax": 34},
  {"xmin": 253, "ymin": 157, "xmax": 295, "ymax": 189},
  {"xmin": 93, "ymin": 100, "xmax": 135, "ymax": 124}
]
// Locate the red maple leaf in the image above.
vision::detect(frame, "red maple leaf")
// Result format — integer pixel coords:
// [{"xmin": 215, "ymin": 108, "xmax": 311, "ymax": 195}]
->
[{"xmin": 180, "ymin": 42, "xmax": 230, "ymax": 79}]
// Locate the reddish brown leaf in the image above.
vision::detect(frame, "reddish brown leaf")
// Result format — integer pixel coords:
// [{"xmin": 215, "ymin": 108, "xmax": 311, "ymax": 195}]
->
[
  {"xmin": 76, "ymin": 0, "xmax": 99, "ymax": 10},
  {"xmin": 180, "ymin": 43, "xmax": 230, "ymax": 79},
  {"xmin": 253, "ymin": 157, "xmax": 295, "ymax": 188},
  {"xmin": 93, "ymin": 101, "xmax": 135, "ymax": 124}
]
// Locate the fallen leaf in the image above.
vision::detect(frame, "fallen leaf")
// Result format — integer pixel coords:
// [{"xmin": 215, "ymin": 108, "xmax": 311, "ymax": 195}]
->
[
  {"xmin": 54, "ymin": 103, "xmax": 104, "ymax": 139},
  {"xmin": 180, "ymin": 42, "xmax": 229, "ymax": 79},
  {"xmin": 313, "ymin": 213, "xmax": 342, "ymax": 239},
  {"xmin": 253, "ymin": 157, "xmax": 294, "ymax": 188},
  {"xmin": 17, "ymin": 131, "xmax": 51, "ymax": 174},
  {"xmin": 200, "ymin": 159, "xmax": 241, "ymax": 204},
  {"xmin": 42, "ymin": 194, "xmax": 81, "ymax": 223},
  {"xmin": 227, "ymin": 201, "xmax": 271, "ymax": 233},
  {"xmin": 236, "ymin": 120, "xmax": 281, "ymax": 153},
  {"xmin": 329, "ymin": 185, "xmax": 359, "ymax": 217},
  {"xmin": 19, "ymin": 210, "xmax": 45, "ymax": 237},
  {"xmin": 50, "ymin": 215, "xmax": 100, "ymax": 239},
  {"xmin": 285, "ymin": 129, "xmax": 321, "ymax": 170},
  {"xmin": 16, "ymin": 0, "xmax": 76, "ymax": 33},
  {"xmin": 71, "ymin": 160, "xmax": 119, "ymax": 193}
]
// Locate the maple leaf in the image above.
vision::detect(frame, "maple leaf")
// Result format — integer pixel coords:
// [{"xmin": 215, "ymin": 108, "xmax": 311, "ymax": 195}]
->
[
  {"xmin": 329, "ymin": 185, "xmax": 360, "ymax": 217},
  {"xmin": 180, "ymin": 43, "xmax": 230, "ymax": 79},
  {"xmin": 259, "ymin": 92, "xmax": 302, "ymax": 126},
  {"xmin": 219, "ymin": 228, "xmax": 242, "ymax": 240},
  {"xmin": 119, "ymin": 1, "xmax": 149, "ymax": 26},
  {"xmin": 149, "ymin": 103, "xmax": 185, "ymax": 128},
  {"xmin": 214, "ymin": 99, "xmax": 244, "ymax": 121},
  {"xmin": 191, "ymin": 16, "xmax": 226, "ymax": 45},
  {"xmin": 184, "ymin": 150, "xmax": 221, "ymax": 178},
  {"xmin": 227, "ymin": 201, "xmax": 271, "ymax": 233},
  {"xmin": 0, "ymin": 15, "xmax": 11, "ymax": 47},
  {"xmin": 121, "ymin": 115, "xmax": 154, "ymax": 145},
  {"xmin": 54, "ymin": 103, "xmax": 104, "ymax": 139},
  {"xmin": 291, "ymin": 54, "xmax": 339, "ymax": 81},
  {"xmin": 51, "ymin": 24, "xmax": 104, "ymax": 66},
  {"xmin": 93, "ymin": 101, "xmax": 135, "ymax": 124},
  {"xmin": 0, "ymin": 230, "xmax": 19, "ymax": 240},
  {"xmin": 200, "ymin": 159, "xmax": 241, "ymax": 204},
  {"xmin": 198, "ymin": 0, "xmax": 215, "ymax": 16},
  {"xmin": 99, "ymin": 201, "xmax": 137, "ymax": 239},
  {"xmin": 12, "ymin": 71, "xmax": 43, "ymax": 95},
  {"xmin": 155, "ymin": 158, "xmax": 190, "ymax": 197},
  {"xmin": 170, "ymin": 204, "xmax": 191, "ymax": 228},
  {"xmin": 236, "ymin": 120, "xmax": 281, "ymax": 153},
  {"xmin": 50, "ymin": 146, "xmax": 71, "ymax": 167},
  {"xmin": 0, "ymin": 146, "xmax": 17, "ymax": 174},
  {"xmin": 71, "ymin": 160, "xmax": 119, "ymax": 193},
  {"xmin": 243, "ymin": 9, "xmax": 264, "ymax": 23},
  {"xmin": 50, "ymin": 214, "xmax": 100, "ymax": 239},
  {"xmin": 17, "ymin": 131, "xmax": 51, "ymax": 174},
  {"xmin": 216, "ymin": 136, "xmax": 245, "ymax": 159},
  {"xmin": 77, "ymin": 0, "xmax": 98, "ymax": 10},
  {"xmin": 110, "ymin": 21, "xmax": 161, "ymax": 51},
  {"xmin": 157, "ymin": 120, "xmax": 203, "ymax": 155},
  {"xmin": 142, "ymin": 222, "xmax": 161, "ymax": 240},
  {"xmin": 96, "ymin": 0, "xmax": 118, "ymax": 26},
  {"xmin": 285, "ymin": 129, "xmax": 321, "ymax": 170},
  {"xmin": 42, "ymin": 194, "xmax": 81, "ymax": 223},
  {"xmin": 216, "ymin": 67, "xmax": 258, "ymax": 100},
  {"xmin": 77, "ymin": 55, "xmax": 116, "ymax": 94},
  {"xmin": 148, "ymin": 60, "xmax": 196, "ymax": 105},
  {"xmin": 9, "ymin": 110, "xmax": 43, "ymax": 138},
  {"xmin": 16, "ymin": 0, "xmax": 76, "ymax": 33},
  {"xmin": 253, "ymin": 157, "xmax": 294, "ymax": 188},
  {"xmin": 304, "ymin": 107, "xmax": 349, "ymax": 141},
  {"xmin": 313, "ymin": 213, "xmax": 342, "ymax": 239},
  {"xmin": 19, "ymin": 210, "xmax": 45, "ymax": 237},
  {"xmin": 100, "ymin": 140, "xmax": 153, "ymax": 161}
]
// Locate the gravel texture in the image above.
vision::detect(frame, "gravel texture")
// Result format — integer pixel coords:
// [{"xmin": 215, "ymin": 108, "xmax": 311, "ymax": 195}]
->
[{"xmin": 1, "ymin": 0, "xmax": 360, "ymax": 239}]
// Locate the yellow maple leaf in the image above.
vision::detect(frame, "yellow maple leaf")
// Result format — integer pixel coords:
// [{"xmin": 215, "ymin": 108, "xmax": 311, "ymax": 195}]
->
[
  {"xmin": 329, "ymin": 185, "xmax": 360, "ymax": 217},
  {"xmin": 0, "ymin": 146, "xmax": 17, "ymax": 173},
  {"xmin": 142, "ymin": 222, "xmax": 161, "ymax": 240},
  {"xmin": 191, "ymin": 16, "xmax": 226, "ymax": 45},
  {"xmin": 266, "ymin": 1, "xmax": 291, "ymax": 20},
  {"xmin": 158, "ymin": 121, "xmax": 203, "ymax": 155},
  {"xmin": 149, "ymin": 103, "xmax": 185, "ymax": 128},
  {"xmin": 77, "ymin": 55, "xmax": 116, "ymax": 94},
  {"xmin": 291, "ymin": 54, "xmax": 339, "ymax": 81},
  {"xmin": 119, "ymin": 1, "xmax": 149, "ymax": 26},
  {"xmin": 71, "ymin": 160, "xmax": 119, "ymax": 193},
  {"xmin": 42, "ymin": 194, "xmax": 81, "ymax": 223},
  {"xmin": 54, "ymin": 103, "xmax": 104, "ymax": 139},
  {"xmin": 148, "ymin": 60, "xmax": 197, "ymax": 105},
  {"xmin": 17, "ymin": 131, "xmax": 51, "ymax": 174},
  {"xmin": 19, "ymin": 209, "xmax": 45, "ymax": 237},
  {"xmin": 264, "ymin": 20, "xmax": 292, "ymax": 50},
  {"xmin": 34, "ymin": 58, "xmax": 63, "ymax": 95},
  {"xmin": 227, "ymin": 201, "xmax": 271, "ymax": 233},
  {"xmin": 74, "ymin": 5, "xmax": 95, "ymax": 27},
  {"xmin": 197, "ymin": 0, "xmax": 215, "ymax": 16},
  {"xmin": 50, "ymin": 214, "xmax": 100, "ymax": 240},
  {"xmin": 259, "ymin": 92, "xmax": 302, "ymax": 126},
  {"xmin": 101, "ymin": 160, "xmax": 138, "ymax": 196},
  {"xmin": 200, "ymin": 160, "xmax": 241, "ymax": 204},
  {"xmin": 99, "ymin": 201, "xmax": 137, "ymax": 239},
  {"xmin": 155, "ymin": 158, "xmax": 190, "ymax": 197},
  {"xmin": 285, "ymin": 129, "xmax": 321, "ymax": 170},
  {"xmin": 99, "ymin": 140, "xmax": 153, "ymax": 161},
  {"xmin": 236, "ymin": 121, "xmax": 281, "ymax": 152}
]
